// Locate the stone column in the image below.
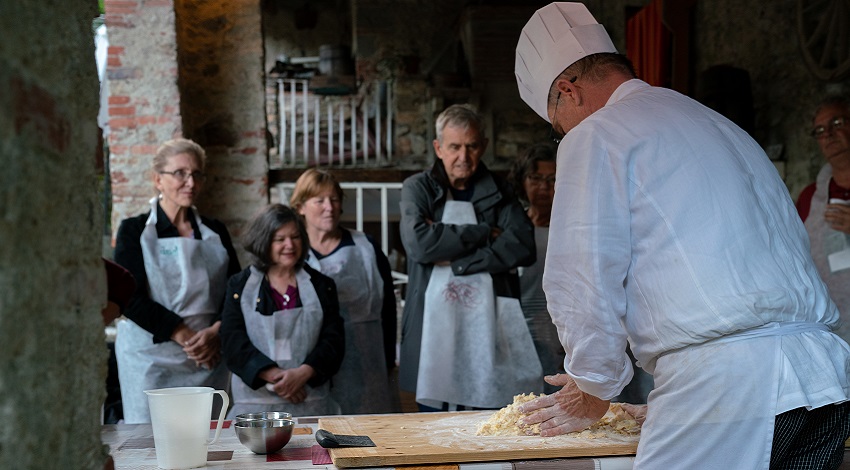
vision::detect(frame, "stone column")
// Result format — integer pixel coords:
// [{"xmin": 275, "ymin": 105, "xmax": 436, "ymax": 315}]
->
[{"xmin": 0, "ymin": 0, "xmax": 108, "ymax": 468}]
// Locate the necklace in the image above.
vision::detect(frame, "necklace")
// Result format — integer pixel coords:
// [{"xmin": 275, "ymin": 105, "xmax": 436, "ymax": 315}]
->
[
  {"xmin": 266, "ymin": 272, "xmax": 297, "ymax": 309},
  {"xmin": 280, "ymin": 284, "xmax": 298, "ymax": 309}
]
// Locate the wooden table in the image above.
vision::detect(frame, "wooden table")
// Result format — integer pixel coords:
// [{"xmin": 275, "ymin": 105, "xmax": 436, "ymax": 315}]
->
[
  {"xmin": 102, "ymin": 416, "xmax": 638, "ymax": 469},
  {"xmin": 102, "ymin": 417, "xmax": 850, "ymax": 469}
]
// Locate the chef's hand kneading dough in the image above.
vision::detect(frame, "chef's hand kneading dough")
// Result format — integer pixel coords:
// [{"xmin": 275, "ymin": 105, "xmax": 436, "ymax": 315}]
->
[{"xmin": 476, "ymin": 393, "xmax": 643, "ymax": 438}]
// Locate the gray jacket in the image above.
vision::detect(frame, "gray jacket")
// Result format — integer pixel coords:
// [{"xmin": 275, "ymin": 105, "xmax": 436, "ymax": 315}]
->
[{"xmin": 398, "ymin": 162, "xmax": 536, "ymax": 393}]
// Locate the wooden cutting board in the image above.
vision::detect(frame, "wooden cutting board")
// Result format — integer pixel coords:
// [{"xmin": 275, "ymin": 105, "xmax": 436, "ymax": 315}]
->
[{"xmin": 318, "ymin": 411, "xmax": 639, "ymax": 468}]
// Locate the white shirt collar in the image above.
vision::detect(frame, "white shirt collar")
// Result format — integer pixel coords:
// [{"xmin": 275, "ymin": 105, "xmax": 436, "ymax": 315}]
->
[{"xmin": 605, "ymin": 78, "xmax": 650, "ymax": 107}]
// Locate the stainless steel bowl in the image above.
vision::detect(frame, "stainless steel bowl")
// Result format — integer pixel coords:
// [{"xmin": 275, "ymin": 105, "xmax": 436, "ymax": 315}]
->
[
  {"xmin": 234, "ymin": 411, "xmax": 292, "ymax": 422},
  {"xmin": 234, "ymin": 418, "xmax": 294, "ymax": 454}
]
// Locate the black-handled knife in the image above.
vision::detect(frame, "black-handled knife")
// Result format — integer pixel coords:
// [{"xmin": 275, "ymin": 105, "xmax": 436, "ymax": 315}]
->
[{"xmin": 315, "ymin": 429, "xmax": 377, "ymax": 448}]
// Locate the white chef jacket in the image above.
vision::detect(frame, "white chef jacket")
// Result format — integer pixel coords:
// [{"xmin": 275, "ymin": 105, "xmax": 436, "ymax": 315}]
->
[{"xmin": 545, "ymin": 79, "xmax": 850, "ymax": 468}]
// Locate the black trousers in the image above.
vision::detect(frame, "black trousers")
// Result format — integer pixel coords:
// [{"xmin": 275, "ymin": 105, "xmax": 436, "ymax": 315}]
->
[{"xmin": 771, "ymin": 401, "xmax": 850, "ymax": 470}]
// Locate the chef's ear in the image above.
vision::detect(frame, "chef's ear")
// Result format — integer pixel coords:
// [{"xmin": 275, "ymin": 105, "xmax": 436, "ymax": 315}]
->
[{"xmin": 556, "ymin": 76, "xmax": 582, "ymax": 107}]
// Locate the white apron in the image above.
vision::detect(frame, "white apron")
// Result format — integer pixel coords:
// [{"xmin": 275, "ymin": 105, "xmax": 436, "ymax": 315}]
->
[
  {"xmin": 804, "ymin": 165, "xmax": 850, "ymax": 345},
  {"xmin": 417, "ymin": 200, "xmax": 542, "ymax": 409},
  {"xmin": 228, "ymin": 266, "xmax": 340, "ymax": 418},
  {"xmin": 307, "ymin": 231, "xmax": 393, "ymax": 414},
  {"xmin": 116, "ymin": 198, "xmax": 230, "ymax": 423},
  {"xmin": 635, "ymin": 322, "xmax": 829, "ymax": 469}
]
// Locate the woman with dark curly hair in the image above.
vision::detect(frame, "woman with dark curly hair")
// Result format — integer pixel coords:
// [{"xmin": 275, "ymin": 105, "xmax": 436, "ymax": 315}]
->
[{"xmin": 220, "ymin": 204, "xmax": 345, "ymax": 417}]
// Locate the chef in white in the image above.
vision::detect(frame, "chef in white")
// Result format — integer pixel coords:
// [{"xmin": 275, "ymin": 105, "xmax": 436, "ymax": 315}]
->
[{"xmin": 513, "ymin": 3, "xmax": 850, "ymax": 468}]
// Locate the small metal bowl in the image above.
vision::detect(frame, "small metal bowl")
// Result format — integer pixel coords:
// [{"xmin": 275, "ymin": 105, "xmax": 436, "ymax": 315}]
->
[
  {"xmin": 234, "ymin": 418, "xmax": 294, "ymax": 454},
  {"xmin": 234, "ymin": 411, "xmax": 293, "ymax": 422}
]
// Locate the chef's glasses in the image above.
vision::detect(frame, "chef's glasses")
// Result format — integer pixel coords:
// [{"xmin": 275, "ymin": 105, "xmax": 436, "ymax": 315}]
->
[
  {"xmin": 811, "ymin": 116, "xmax": 847, "ymax": 139},
  {"xmin": 160, "ymin": 169, "xmax": 207, "ymax": 183}
]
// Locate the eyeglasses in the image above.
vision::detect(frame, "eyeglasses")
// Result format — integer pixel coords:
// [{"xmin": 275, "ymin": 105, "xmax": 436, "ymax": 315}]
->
[
  {"xmin": 527, "ymin": 174, "xmax": 556, "ymax": 186},
  {"xmin": 160, "ymin": 169, "xmax": 207, "ymax": 183},
  {"xmin": 811, "ymin": 116, "xmax": 847, "ymax": 139}
]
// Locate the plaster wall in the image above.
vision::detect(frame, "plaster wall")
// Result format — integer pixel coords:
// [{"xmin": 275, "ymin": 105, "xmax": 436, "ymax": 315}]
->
[
  {"xmin": 347, "ymin": 0, "xmax": 850, "ymax": 192},
  {"xmin": 352, "ymin": 0, "xmax": 555, "ymax": 169},
  {"xmin": 0, "ymin": 1, "xmax": 108, "ymax": 468}
]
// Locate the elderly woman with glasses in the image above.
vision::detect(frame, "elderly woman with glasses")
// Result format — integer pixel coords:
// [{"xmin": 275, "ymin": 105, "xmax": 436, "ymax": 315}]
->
[
  {"xmin": 507, "ymin": 143, "xmax": 564, "ymax": 393},
  {"xmin": 113, "ymin": 138, "xmax": 241, "ymax": 423},
  {"xmin": 796, "ymin": 95, "xmax": 850, "ymax": 346}
]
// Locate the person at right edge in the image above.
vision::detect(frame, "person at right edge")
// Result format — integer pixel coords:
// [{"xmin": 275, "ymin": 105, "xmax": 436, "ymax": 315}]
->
[
  {"xmin": 796, "ymin": 95, "xmax": 850, "ymax": 347},
  {"xmin": 513, "ymin": 3, "xmax": 850, "ymax": 469}
]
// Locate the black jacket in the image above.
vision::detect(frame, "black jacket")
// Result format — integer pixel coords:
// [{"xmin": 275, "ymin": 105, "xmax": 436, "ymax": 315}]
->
[
  {"xmin": 220, "ymin": 264, "xmax": 346, "ymax": 389},
  {"xmin": 113, "ymin": 203, "xmax": 241, "ymax": 342}
]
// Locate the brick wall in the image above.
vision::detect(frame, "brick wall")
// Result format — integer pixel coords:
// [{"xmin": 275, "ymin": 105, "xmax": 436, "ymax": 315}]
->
[
  {"xmin": 175, "ymin": 0, "xmax": 268, "ymax": 251},
  {"xmin": 106, "ymin": 0, "xmax": 267, "ymax": 265},
  {"xmin": 106, "ymin": 0, "xmax": 183, "ymax": 234}
]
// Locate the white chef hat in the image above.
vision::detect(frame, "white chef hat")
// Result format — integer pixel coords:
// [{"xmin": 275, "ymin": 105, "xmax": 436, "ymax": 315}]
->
[{"xmin": 515, "ymin": 2, "xmax": 617, "ymax": 122}]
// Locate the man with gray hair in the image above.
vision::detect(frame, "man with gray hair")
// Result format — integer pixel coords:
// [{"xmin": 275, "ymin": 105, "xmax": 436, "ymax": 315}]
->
[
  {"xmin": 515, "ymin": 3, "xmax": 850, "ymax": 468},
  {"xmin": 398, "ymin": 104, "xmax": 540, "ymax": 412}
]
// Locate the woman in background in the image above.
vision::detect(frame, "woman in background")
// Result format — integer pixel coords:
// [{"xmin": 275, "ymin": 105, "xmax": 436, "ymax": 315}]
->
[
  {"xmin": 290, "ymin": 169, "xmax": 398, "ymax": 414},
  {"xmin": 114, "ymin": 138, "xmax": 240, "ymax": 423},
  {"xmin": 220, "ymin": 204, "xmax": 345, "ymax": 417},
  {"xmin": 508, "ymin": 143, "xmax": 564, "ymax": 394}
]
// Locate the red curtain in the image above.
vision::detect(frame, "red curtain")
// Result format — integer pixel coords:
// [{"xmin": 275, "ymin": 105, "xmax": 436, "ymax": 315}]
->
[{"xmin": 626, "ymin": 0, "xmax": 672, "ymax": 87}]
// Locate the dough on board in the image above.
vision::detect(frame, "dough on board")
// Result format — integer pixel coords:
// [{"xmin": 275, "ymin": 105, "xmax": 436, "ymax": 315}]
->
[
  {"xmin": 475, "ymin": 393, "xmax": 541, "ymax": 436},
  {"xmin": 476, "ymin": 394, "xmax": 642, "ymax": 438}
]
